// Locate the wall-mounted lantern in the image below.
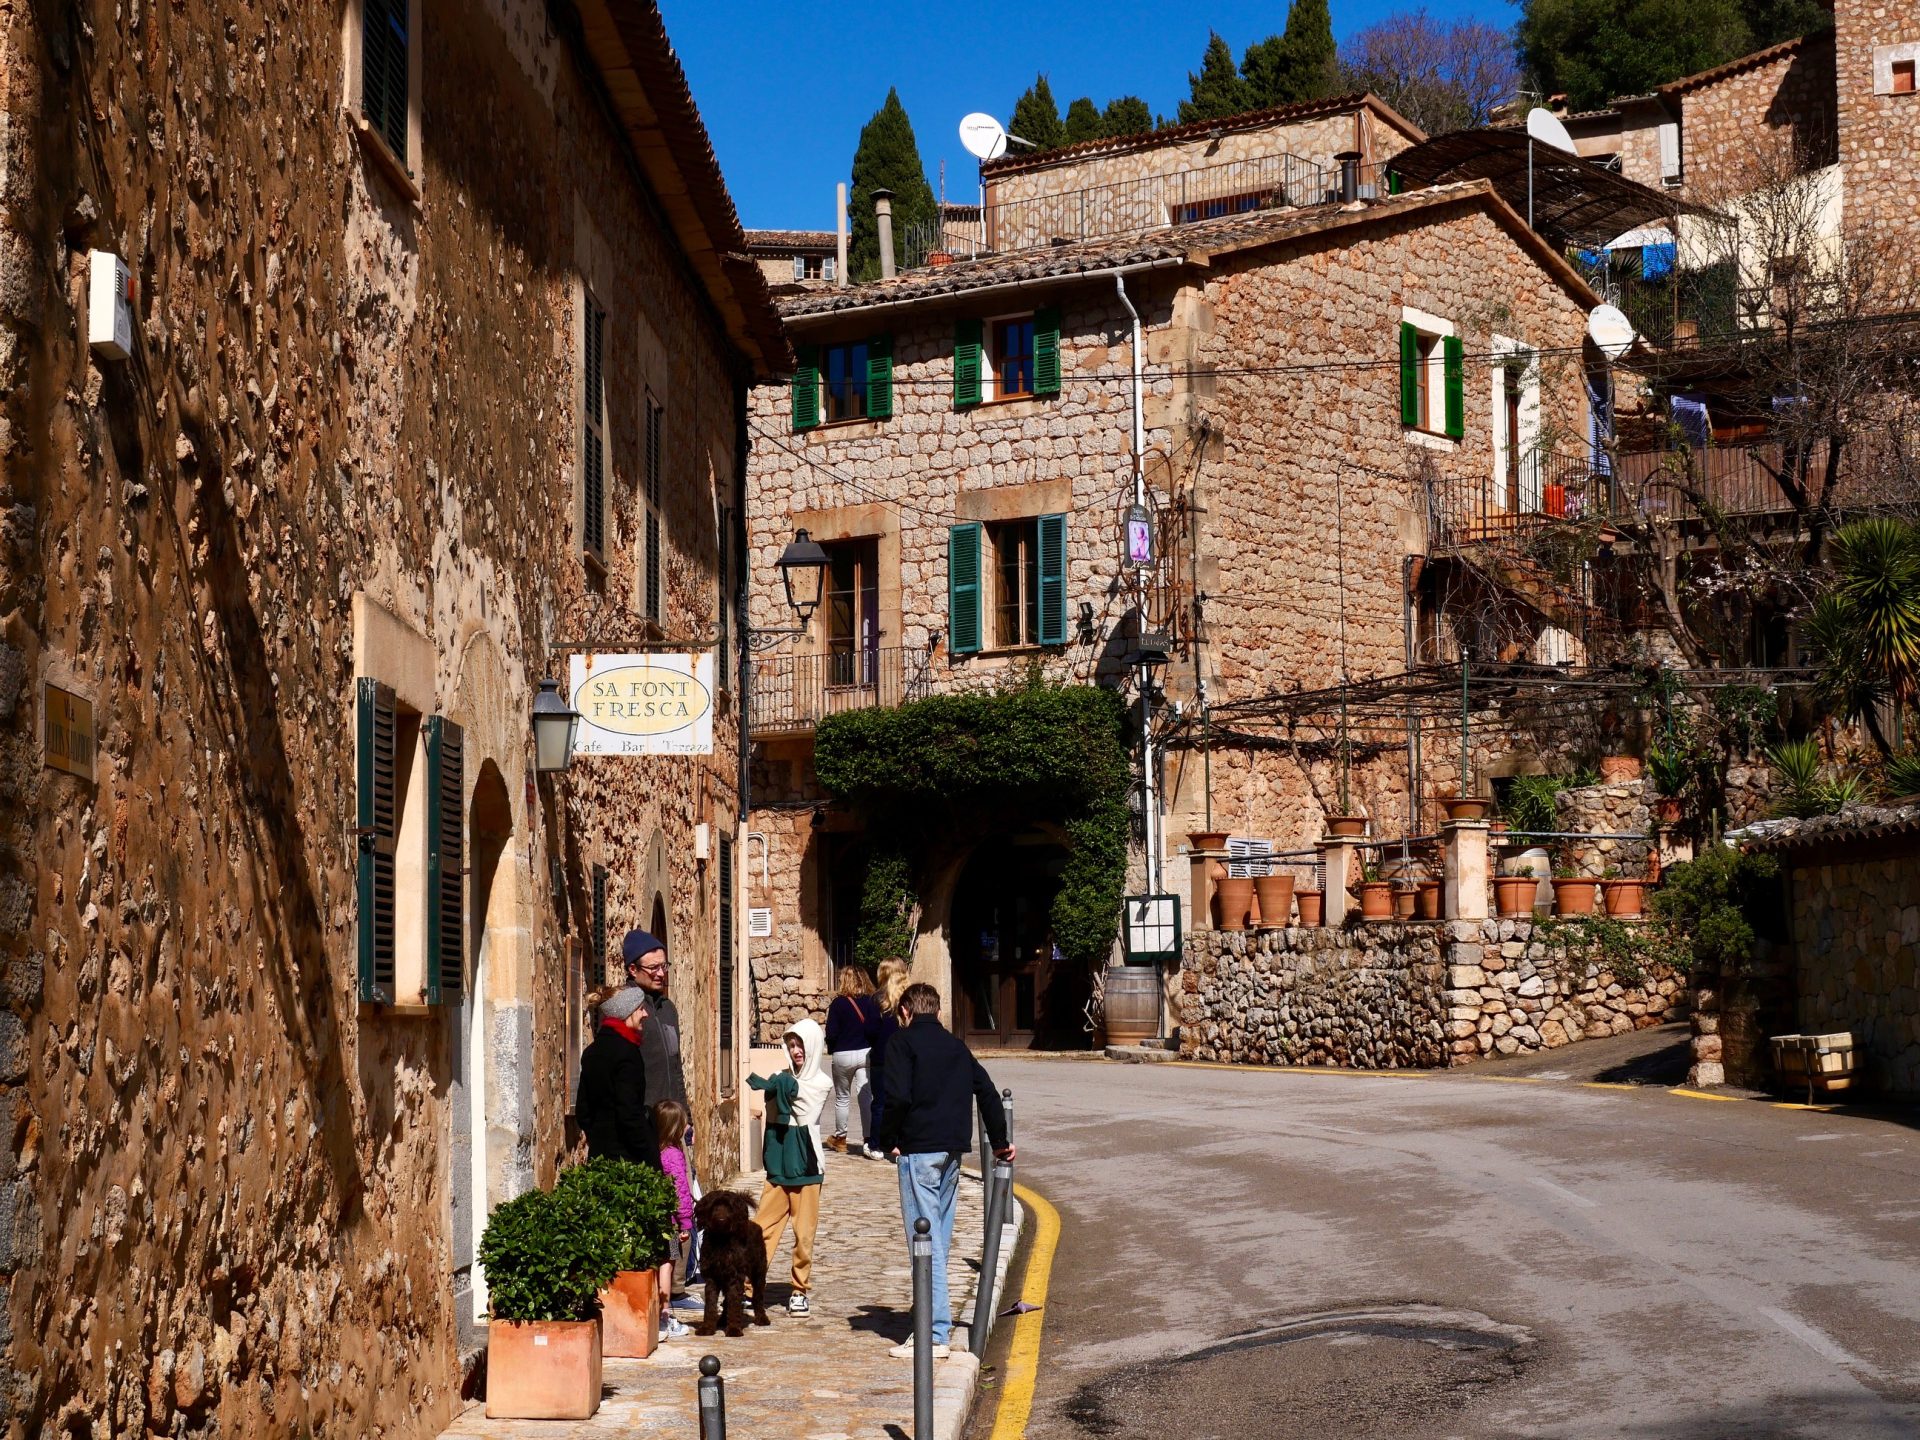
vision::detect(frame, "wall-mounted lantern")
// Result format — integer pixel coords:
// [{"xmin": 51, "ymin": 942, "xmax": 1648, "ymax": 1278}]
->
[{"xmin": 532, "ymin": 678, "xmax": 582, "ymax": 774}]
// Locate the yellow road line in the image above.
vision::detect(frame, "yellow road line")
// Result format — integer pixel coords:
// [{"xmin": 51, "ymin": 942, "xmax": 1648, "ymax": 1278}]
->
[
  {"xmin": 1580, "ymin": 1082, "xmax": 1639, "ymax": 1091},
  {"xmin": 1477, "ymin": 1075, "xmax": 1546, "ymax": 1084},
  {"xmin": 1771, "ymin": 1101, "xmax": 1842, "ymax": 1112},
  {"xmin": 1671, "ymin": 1087, "xmax": 1741, "ymax": 1102},
  {"xmin": 988, "ymin": 1181, "xmax": 1061, "ymax": 1440}
]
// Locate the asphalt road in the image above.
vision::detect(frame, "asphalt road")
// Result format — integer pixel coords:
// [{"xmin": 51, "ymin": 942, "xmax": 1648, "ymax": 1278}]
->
[{"xmin": 969, "ymin": 1049, "xmax": 1920, "ymax": 1440}]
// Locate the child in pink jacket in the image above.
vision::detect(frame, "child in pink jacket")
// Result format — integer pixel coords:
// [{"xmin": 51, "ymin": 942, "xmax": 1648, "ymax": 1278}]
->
[{"xmin": 654, "ymin": 1099, "xmax": 697, "ymax": 1339}]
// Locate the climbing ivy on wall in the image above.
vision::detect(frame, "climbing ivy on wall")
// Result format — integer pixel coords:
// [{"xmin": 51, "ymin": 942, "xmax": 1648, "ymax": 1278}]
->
[{"xmin": 814, "ymin": 681, "xmax": 1133, "ymax": 969}]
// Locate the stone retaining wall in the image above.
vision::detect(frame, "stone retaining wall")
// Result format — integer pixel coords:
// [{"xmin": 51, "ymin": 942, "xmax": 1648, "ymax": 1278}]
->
[{"xmin": 1181, "ymin": 920, "xmax": 1688, "ymax": 1069}]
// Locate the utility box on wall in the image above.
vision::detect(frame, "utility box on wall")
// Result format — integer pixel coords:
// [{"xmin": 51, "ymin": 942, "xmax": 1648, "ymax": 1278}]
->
[{"xmin": 87, "ymin": 251, "xmax": 133, "ymax": 360}]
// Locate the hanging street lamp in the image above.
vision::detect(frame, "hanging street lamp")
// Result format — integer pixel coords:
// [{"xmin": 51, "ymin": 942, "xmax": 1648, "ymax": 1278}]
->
[{"xmin": 531, "ymin": 677, "xmax": 582, "ymax": 774}]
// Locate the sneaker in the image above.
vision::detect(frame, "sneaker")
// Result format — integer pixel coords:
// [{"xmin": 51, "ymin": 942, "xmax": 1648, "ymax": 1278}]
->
[
  {"xmin": 661, "ymin": 1316, "xmax": 690, "ymax": 1340},
  {"xmin": 787, "ymin": 1292, "xmax": 812, "ymax": 1317},
  {"xmin": 889, "ymin": 1338, "xmax": 951, "ymax": 1359},
  {"xmin": 863, "ymin": 1145, "xmax": 888, "ymax": 1161},
  {"xmin": 670, "ymin": 1294, "xmax": 703, "ymax": 1312}
]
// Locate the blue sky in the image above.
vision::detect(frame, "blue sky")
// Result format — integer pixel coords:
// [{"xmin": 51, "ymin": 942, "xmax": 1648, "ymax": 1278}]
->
[{"xmin": 660, "ymin": 0, "xmax": 1521, "ymax": 231}]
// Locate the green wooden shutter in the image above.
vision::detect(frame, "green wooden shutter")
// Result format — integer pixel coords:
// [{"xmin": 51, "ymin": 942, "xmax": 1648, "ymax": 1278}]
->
[
  {"xmin": 1443, "ymin": 334, "xmax": 1466, "ymax": 439},
  {"xmin": 791, "ymin": 346, "xmax": 821, "ymax": 431},
  {"xmin": 361, "ymin": 0, "xmax": 409, "ymax": 164},
  {"xmin": 866, "ymin": 335, "xmax": 894, "ymax": 420},
  {"xmin": 717, "ymin": 835, "xmax": 735, "ymax": 1063},
  {"xmin": 644, "ymin": 393, "xmax": 663, "ymax": 619},
  {"xmin": 953, "ymin": 319, "xmax": 983, "ymax": 408},
  {"xmin": 1387, "ymin": 170, "xmax": 1403, "ymax": 195},
  {"xmin": 948, "ymin": 522, "xmax": 983, "ymax": 655},
  {"xmin": 591, "ymin": 865, "xmax": 608, "ymax": 986},
  {"xmin": 583, "ymin": 298, "xmax": 607, "ymax": 556},
  {"xmin": 1399, "ymin": 322, "xmax": 1420, "ymax": 428},
  {"xmin": 425, "ymin": 715, "xmax": 464, "ymax": 1005},
  {"xmin": 1033, "ymin": 308, "xmax": 1062, "ymax": 397},
  {"xmin": 356, "ymin": 678, "xmax": 398, "ymax": 1005},
  {"xmin": 1037, "ymin": 513, "xmax": 1068, "ymax": 645}
]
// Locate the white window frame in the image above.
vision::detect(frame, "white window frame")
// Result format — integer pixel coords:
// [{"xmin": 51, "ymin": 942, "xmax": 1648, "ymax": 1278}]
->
[
  {"xmin": 1490, "ymin": 335, "xmax": 1542, "ymax": 511},
  {"xmin": 1871, "ymin": 42, "xmax": 1920, "ymax": 96},
  {"xmin": 341, "ymin": 0, "xmax": 425, "ymax": 192},
  {"xmin": 1401, "ymin": 306, "xmax": 1456, "ymax": 450},
  {"xmin": 983, "ymin": 310, "xmax": 1038, "ymax": 404}
]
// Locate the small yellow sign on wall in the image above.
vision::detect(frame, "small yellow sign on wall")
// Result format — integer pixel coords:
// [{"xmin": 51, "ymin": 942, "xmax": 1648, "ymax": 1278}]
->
[{"xmin": 44, "ymin": 683, "xmax": 95, "ymax": 781}]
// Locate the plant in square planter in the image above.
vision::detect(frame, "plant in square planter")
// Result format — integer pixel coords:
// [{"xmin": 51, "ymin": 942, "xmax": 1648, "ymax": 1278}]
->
[
  {"xmin": 554, "ymin": 1157, "xmax": 679, "ymax": 1359},
  {"xmin": 1551, "ymin": 867, "xmax": 1601, "ymax": 917},
  {"xmin": 477, "ymin": 1182, "xmax": 622, "ymax": 1419}
]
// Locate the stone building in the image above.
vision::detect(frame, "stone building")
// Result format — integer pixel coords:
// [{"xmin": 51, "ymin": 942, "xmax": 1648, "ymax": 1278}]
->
[
  {"xmin": 747, "ymin": 228, "xmax": 840, "ymax": 288},
  {"xmin": 0, "ymin": 1, "xmax": 781, "ymax": 1435},
  {"xmin": 741, "ymin": 83, "xmax": 1626, "ymax": 1045}
]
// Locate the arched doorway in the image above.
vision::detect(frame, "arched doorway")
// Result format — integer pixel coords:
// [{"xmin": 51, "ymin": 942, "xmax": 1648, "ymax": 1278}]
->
[
  {"xmin": 649, "ymin": 893, "xmax": 669, "ymax": 954},
  {"xmin": 950, "ymin": 832, "xmax": 1088, "ymax": 1049},
  {"xmin": 451, "ymin": 762, "xmax": 512, "ymax": 1344}
]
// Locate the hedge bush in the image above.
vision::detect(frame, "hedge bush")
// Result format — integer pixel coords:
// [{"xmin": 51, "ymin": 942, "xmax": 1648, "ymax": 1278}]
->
[
  {"xmin": 476, "ymin": 1182, "xmax": 622, "ymax": 1323},
  {"xmin": 553, "ymin": 1157, "xmax": 678, "ymax": 1273}
]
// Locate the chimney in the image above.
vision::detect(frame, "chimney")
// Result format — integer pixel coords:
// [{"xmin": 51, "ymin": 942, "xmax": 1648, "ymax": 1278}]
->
[
  {"xmin": 1335, "ymin": 151, "xmax": 1361, "ymax": 204},
  {"xmin": 835, "ymin": 183, "xmax": 849, "ymax": 287},
  {"xmin": 873, "ymin": 187, "xmax": 896, "ymax": 279}
]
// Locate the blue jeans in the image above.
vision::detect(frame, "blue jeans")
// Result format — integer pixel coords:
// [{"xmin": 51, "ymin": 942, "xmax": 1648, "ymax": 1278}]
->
[{"xmin": 897, "ymin": 1150, "xmax": 962, "ymax": 1344}]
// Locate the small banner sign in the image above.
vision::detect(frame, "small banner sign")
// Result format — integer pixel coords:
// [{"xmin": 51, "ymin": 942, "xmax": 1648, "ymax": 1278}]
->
[
  {"xmin": 568, "ymin": 653, "xmax": 715, "ymax": 757},
  {"xmin": 44, "ymin": 683, "xmax": 95, "ymax": 781}
]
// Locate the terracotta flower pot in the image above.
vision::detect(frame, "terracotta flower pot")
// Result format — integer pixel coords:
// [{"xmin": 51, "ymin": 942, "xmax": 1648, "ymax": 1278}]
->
[
  {"xmin": 1552, "ymin": 878, "xmax": 1601, "ymax": 916},
  {"xmin": 598, "ymin": 1269, "xmax": 659, "ymax": 1359},
  {"xmin": 1601, "ymin": 879, "xmax": 1647, "ymax": 918},
  {"xmin": 1440, "ymin": 796, "xmax": 1492, "ymax": 822},
  {"xmin": 1214, "ymin": 876, "xmax": 1254, "ymax": 931},
  {"xmin": 1415, "ymin": 879, "xmax": 1442, "ymax": 920},
  {"xmin": 486, "ymin": 1319, "xmax": 603, "ymax": 1420},
  {"xmin": 1599, "ymin": 754, "xmax": 1642, "ymax": 782},
  {"xmin": 1391, "ymin": 883, "xmax": 1418, "ymax": 919},
  {"xmin": 1295, "ymin": 889, "xmax": 1325, "ymax": 926},
  {"xmin": 1490, "ymin": 819, "xmax": 1510, "ymax": 835},
  {"xmin": 1494, "ymin": 875, "xmax": 1537, "ymax": 918},
  {"xmin": 1187, "ymin": 830, "xmax": 1230, "ymax": 852},
  {"xmin": 1253, "ymin": 874, "xmax": 1296, "ymax": 927},
  {"xmin": 1655, "ymin": 797, "xmax": 1683, "ymax": 824},
  {"xmin": 1326, "ymin": 815, "xmax": 1368, "ymax": 837},
  {"xmin": 1359, "ymin": 880, "xmax": 1394, "ymax": 920}
]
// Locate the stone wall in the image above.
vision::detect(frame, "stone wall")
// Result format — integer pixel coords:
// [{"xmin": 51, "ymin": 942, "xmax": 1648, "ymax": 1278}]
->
[
  {"xmin": 1180, "ymin": 919, "xmax": 1687, "ymax": 1068},
  {"xmin": 1788, "ymin": 851, "xmax": 1920, "ymax": 1095},
  {"xmin": 0, "ymin": 3, "xmax": 761, "ymax": 1436},
  {"xmin": 1678, "ymin": 33, "xmax": 1838, "ymax": 200},
  {"xmin": 1555, "ymin": 779, "xmax": 1656, "ymax": 877},
  {"xmin": 1833, "ymin": 0, "xmax": 1920, "ymax": 247}
]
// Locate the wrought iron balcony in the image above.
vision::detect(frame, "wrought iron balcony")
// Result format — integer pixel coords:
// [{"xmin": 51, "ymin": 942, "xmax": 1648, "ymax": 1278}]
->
[{"xmin": 748, "ymin": 646, "xmax": 931, "ymax": 738}]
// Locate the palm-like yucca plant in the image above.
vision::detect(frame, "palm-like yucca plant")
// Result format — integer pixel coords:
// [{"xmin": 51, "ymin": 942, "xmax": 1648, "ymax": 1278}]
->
[
  {"xmin": 1881, "ymin": 752, "xmax": 1920, "ymax": 801},
  {"xmin": 1808, "ymin": 518, "xmax": 1920, "ymax": 749},
  {"xmin": 1766, "ymin": 737, "xmax": 1837, "ymax": 818}
]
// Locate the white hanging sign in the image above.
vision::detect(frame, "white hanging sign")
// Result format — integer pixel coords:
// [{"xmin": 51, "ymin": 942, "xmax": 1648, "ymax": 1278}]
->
[{"xmin": 568, "ymin": 653, "xmax": 715, "ymax": 757}]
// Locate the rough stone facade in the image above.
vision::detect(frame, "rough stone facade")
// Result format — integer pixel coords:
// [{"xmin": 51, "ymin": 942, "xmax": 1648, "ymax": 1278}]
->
[
  {"xmin": 0, "ymin": 3, "xmax": 774, "ymax": 1437},
  {"xmin": 1833, "ymin": 0, "xmax": 1920, "ymax": 244},
  {"xmin": 1180, "ymin": 919, "xmax": 1687, "ymax": 1068},
  {"xmin": 1673, "ymin": 33, "xmax": 1839, "ymax": 196},
  {"xmin": 1554, "ymin": 779, "xmax": 1656, "ymax": 877},
  {"xmin": 1787, "ymin": 851, "xmax": 1920, "ymax": 1095}
]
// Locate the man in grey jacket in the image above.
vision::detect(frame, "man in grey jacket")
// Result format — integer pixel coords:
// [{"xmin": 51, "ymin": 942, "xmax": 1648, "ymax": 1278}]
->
[{"xmin": 622, "ymin": 927, "xmax": 687, "ymax": 1111}]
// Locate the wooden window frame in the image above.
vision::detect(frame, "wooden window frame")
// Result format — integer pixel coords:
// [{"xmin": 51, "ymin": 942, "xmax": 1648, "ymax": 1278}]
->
[
  {"xmin": 1400, "ymin": 309, "xmax": 1462, "ymax": 442},
  {"xmin": 821, "ymin": 537, "xmax": 882, "ymax": 686},
  {"xmin": 343, "ymin": 0, "xmax": 423, "ymax": 198},
  {"xmin": 820, "ymin": 339, "xmax": 871, "ymax": 424},
  {"xmin": 989, "ymin": 519, "xmax": 1042, "ymax": 648},
  {"xmin": 987, "ymin": 314, "xmax": 1037, "ymax": 402}
]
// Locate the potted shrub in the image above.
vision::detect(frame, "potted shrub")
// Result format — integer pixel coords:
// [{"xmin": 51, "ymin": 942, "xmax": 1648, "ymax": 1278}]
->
[
  {"xmin": 555, "ymin": 1157, "xmax": 679, "ymax": 1359},
  {"xmin": 1295, "ymin": 888, "xmax": 1325, "ymax": 926},
  {"xmin": 477, "ymin": 1183, "xmax": 621, "ymax": 1419},
  {"xmin": 1439, "ymin": 795, "xmax": 1491, "ymax": 822},
  {"xmin": 1551, "ymin": 866, "xmax": 1601, "ymax": 916},
  {"xmin": 1600, "ymin": 866, "xmax": 1648, "ymax": 918},
  {"xmin": 1253, "ymin": 870, "xmax": 1295, "ymax": 927},
  {"xmin": 1494, "ymin": 866, "xmax": 1537, "ymax": 919},
  {"xmin": 1214, "ymin": 874, "xmax": 1255, "ymax": 931},
  {"xmin": 1357, "ymin": 861, "xmax": 1394, "ymax": 920}
]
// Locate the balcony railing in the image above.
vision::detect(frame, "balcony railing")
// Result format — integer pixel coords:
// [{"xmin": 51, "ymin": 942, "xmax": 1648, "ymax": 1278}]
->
[{"xmin": 749, "ymin": 646, "xmax": 930, "ymax": 737}]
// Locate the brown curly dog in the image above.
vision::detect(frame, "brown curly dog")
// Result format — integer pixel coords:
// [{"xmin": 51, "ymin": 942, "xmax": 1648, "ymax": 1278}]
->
[{"xmin": 691, "ymin": 1189, "xmax": 770, "ymax": 1337}]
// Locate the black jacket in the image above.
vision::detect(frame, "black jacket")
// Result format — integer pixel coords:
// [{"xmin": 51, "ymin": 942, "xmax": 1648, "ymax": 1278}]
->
[
  {"xmin": 575, "ymin": 1023, "xmax": 662, "ymax": 1167},
  {"xmin": 871, "ymin": 1015, "xmax": 1008, "ymax": 1156},
  {"xmin": 635, "ymin": 986, "xmax": 688, "ymax": 1111}
]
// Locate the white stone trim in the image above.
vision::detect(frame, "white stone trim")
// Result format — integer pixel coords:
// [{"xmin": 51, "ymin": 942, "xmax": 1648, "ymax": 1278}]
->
[
  {"xmin": 1400, "ymin": 306, "xmax": 1456, "ymax": 442},
  {"xmin": 1871, "ymin": 42, "xmax": 1920, "ymax": 96}
]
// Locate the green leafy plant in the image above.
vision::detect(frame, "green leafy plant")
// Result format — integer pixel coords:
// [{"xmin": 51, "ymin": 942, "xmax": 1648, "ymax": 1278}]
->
[
  {"xmin": 1500, "ymin": 769, "xmax": 1597, "ymax": 838},
  {"xmin": 1536, "ymin": 911, "xmax": 1690, "ymax": 986},
  {"xmin": 477, "ymin": 1182, "xmax": 624, "ymax": 1323},
  {"xmin": 1882, "ymin": 752, "xmax": 1920, "ymax": 800},
  {"xmin": 1765, "ymin": 737, "xmax": 1865, "ymax": 818},
  {"xmin": 1649, "ymin": 843, "xmax": 1786, "ymax": 976},
  {"xmin": 1804, "ymin": 517, "xmax": 1920, "ymax": 753},
  {"xmin": 853, "ymin": 843, "xmax": 917, "ymax": 970},
  {"xmin": 1646, "ymin": 737, "xmax": 1697, "ymax": 799},
  {"xmin": 1358, "ymin": 859, "xmax": 1383, "ymax": 883},
  {"xmin": 553, "ymin": 1158, "xmax": 678, "ymax": 1274}
]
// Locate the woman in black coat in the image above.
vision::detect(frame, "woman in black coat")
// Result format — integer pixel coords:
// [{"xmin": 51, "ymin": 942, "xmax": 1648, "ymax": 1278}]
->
[{"xmin": 575, "ymin": 987, "xmax": 661, "ymax": 1167}]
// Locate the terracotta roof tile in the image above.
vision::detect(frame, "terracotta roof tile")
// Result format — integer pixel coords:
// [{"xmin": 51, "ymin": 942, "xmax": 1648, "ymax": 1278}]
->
[
  {"xmin": 1658, "ymin": 29, "xmax": 1831, "ymax": 96},
  {"xmin": 1729, "ymin": 801, "xmax": 1920, "ymax": 852},
  {"xmin": 745, "ymin": 230, "xmax": 838, "ymax": 251}
]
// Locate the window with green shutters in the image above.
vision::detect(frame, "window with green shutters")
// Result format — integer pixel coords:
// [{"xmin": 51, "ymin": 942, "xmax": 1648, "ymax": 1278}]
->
[
  {"xmin": 1037, "ymin": 513, "xmax": 1068, "ymax": 644},
  {"xmin": 1442, "ymin": 334, "xmax": 1466, "ymax": 439},
  {"xmin": 360, "ymin": 0, "xmax": 410, "ymax": 166},
  {"xmin": 717, "ymin": 835, "xmax": 736, "ymax": 1077},
  {"xmin": 948, "ymin": 522, "xmax": 984, "ymax": 654},
  {"xmin": 1399, "ymin": 322, "xmax": 1421, "ymax": 428},
  {"xmin": 356, "ymin": 678, "xmax": 399, "ymax": 1006},
  {"xmin": 1033, "ymin": 309, "xmax": 1062, "ymax": 397},
  {"xmin": 953, "ymin": 319, "xmax": 984, "ymax": 408},
  {"xmin": 791, "ymin": 345, "xmax": 821, "ymax": 431},
  {"xmin": 425, "ymin": 716, "xmax": 464, "ymax": 1004},
  {"xmin": 865, "ymin": 336, "xmax": 893, "ymax": 420}
]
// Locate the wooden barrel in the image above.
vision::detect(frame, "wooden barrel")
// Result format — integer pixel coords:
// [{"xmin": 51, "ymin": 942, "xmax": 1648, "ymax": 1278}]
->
[{"xmin": 1103, "ymin": 964, "xmax": 1162, "ymax": 1045}]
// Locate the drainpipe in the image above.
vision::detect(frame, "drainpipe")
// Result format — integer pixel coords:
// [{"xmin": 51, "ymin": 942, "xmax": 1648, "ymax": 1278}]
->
[
  {"xmin": 1114, "ymin": 272, "xmax": 1158, "ymax": 895},
  {"xmin": 873, "ymin": 188, "xmax": 896, "ymax": 279},
  {"xmin": 1113, "ymin": 274, "xmax": 1147, "ymax": 509}
]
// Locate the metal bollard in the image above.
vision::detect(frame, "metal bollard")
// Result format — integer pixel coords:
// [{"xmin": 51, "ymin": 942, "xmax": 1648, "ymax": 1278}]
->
[
  {"xmin": 976, "ymin": 1107, "xmax": 990, "ymax": 1182},
  {"xmin": 911, "ymin": 1217, "xmax": 934, "ymax": 1438},
  {"xmin": 697, "ymin": 1354, "xmax": 726, "ymax": 1440},
  {"xmin": 969, "ymin": 1158, "xmax": 1014, "ymax": 1357},
  {"xmin": 1002, "ymin": 1087, "xmax": 1014, "ymax": 1146}
]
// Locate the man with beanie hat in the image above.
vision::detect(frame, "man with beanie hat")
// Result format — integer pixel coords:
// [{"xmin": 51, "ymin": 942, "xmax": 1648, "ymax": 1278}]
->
[
  {"xmin": 622, "ymin": 929, "xmax": 688, "ymax": 1113},
  {"xmin": 575, "ymin": 987, "xmax": 661, "ymax": 1167}
]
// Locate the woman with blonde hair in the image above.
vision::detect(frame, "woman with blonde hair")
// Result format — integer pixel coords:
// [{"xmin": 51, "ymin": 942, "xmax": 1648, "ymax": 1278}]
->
[
  {"xmin": 824, "ymin": 965, "xmax": 882, "ymax": 1155},
  {"xmin": 864, "ymin": 958, "xmax": 911, "ymax": 1161}
]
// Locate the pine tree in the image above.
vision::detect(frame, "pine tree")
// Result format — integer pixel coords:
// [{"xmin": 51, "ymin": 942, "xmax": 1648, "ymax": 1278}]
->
[
  {"xmin": 1279, "ymin": 0, "xmax": 1340, "ymax": 102},
  {"xmin": 1241, "ymin": 34, "xmax": 1292, "ymax": 108},
  {"xmin": 848, "ymin": 89, "xmax": 938, "ymax": 283},
  {"xmin": 1062, "ymin": 96, "xmax": 1103, "ymax": 146},
  {"xmin": 1101, "ymin": 95, "xmax": 1154, "ymax": 138},
  {"xmin": 1518, "ymin": 0, "xmax": 1752, "ymax": 112},
  {"xmin": 1010, "ymin": 74, "xmax": 1066, "ymax": 151},
  {"xmin": 1178, "ymin": 32, "xmax": 1249, "ymax": 123}
]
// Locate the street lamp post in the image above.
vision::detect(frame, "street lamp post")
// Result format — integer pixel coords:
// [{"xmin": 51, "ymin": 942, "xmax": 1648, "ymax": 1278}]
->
[{"xmin": 748, "ymin": 528, "xmax": 832, "ymax": 651}]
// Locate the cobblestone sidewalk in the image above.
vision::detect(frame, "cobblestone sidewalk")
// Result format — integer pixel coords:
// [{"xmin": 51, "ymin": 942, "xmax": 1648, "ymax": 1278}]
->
[{"xmin": 441, "ymin": 1150, "xmax": 1020, "ymax": 1439}]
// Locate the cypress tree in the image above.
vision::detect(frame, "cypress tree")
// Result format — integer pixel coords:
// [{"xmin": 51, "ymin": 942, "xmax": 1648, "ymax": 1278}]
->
[
  {"xmin": 1062, "ymin": 96, "xmax": 1103, "ymax": 146},
  {"xmin": 848, "ymin": 89, "xmax": 938, "ymax": 283},
  {"xmin": 1101, "ymin": 95, "xmax": 1154, "ymax": 138},
  {"xmin": 1279, "ymin": 0, "xmax": 1340, "ymax": 102},
  {"xmin": 1241, "ymin": 34, "xmax": 1291, "ymax": 108},
  {"xmin": 1010, "ymin": 74, "xmax": 1066, "ymax": 151},
  {"xmin": 1178, "ymin": 31, "xmax": 1250, "ymax": 123}
]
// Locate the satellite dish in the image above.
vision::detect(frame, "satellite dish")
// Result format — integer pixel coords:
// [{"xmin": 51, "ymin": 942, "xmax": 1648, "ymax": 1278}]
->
[
  {"xmin": 1525, "ymin": 107, "xmax": 1579, "ymax": 156},
  {"xmin": 1587, "ymin": 304, "xmax": 1636, "ymax": 359},
  {"xmin": 959, "ymin": 113, "xmax": 1009, "ymax": 162}
]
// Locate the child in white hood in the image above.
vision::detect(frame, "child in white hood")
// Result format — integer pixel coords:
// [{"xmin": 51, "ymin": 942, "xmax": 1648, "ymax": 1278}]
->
[{"xmin": 747, "ymin": 1018, "xmax": 832, "ymax": 1316}]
